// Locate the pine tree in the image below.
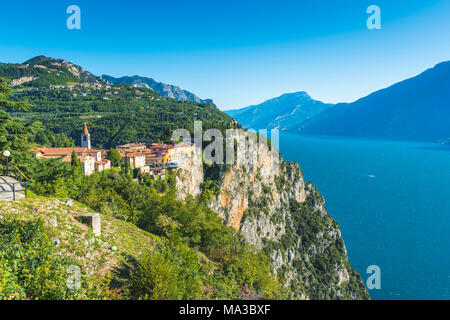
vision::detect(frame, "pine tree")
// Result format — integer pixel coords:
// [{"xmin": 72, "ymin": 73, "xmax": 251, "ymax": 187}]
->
[
  {"xmin": 68, "ymin": 150, "xmax": 84, "ymax": 197},
  {"xmin": 0, "ymin": 78, "xmax": 29, "ymax": 110},
  {"xmin": 121, "ymin": 153, "xmax": 133, "ymax": 180},
  {"xmin": 70, "ymin": 150, "xmax": 82, "ymax": 169},
  {"xmin": 0, "ymin": 78, "xmax": 40, "ymax": 173}
]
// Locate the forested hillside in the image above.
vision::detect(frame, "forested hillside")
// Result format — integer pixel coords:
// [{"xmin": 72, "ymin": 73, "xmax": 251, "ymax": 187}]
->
[{"xmin": 0, "ymin": 56, "xmax": 232, "ymax": 148}]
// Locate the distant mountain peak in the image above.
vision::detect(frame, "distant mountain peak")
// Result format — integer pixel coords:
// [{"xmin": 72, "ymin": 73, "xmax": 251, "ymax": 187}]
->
[
  {"xmin": 263, "ymin": 91, "xmax": 312, "ymax": 103},
  {"xmin": 432, "ymin": 60, "xmax": 450, "ymax": 69},
  {"xmin": 226, "ymin": 91, "xmax": 333, "ymax": 130},
  {"xmin": 24, "ymin": 55, "xmax": 63, "ymax": 65},
  {"xmin": 284, "ymin": 91, "xmax": 310, "ymax": 96}
]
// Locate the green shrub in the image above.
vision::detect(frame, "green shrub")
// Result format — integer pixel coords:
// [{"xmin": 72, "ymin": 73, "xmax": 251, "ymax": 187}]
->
[
  {"xmin": 130, "ymin": 243, "xmax": 203, "ymax": 300},
  {"xmin": 0, "ymin": 219, "xmax": 75, "ymax": 300}
]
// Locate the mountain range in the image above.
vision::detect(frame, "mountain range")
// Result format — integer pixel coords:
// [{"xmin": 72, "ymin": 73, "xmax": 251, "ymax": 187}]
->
[
  {"xmin": 0, "ymin": 55, "xmax": 210, "ymax": 104},
  {"xmin": 3, "ymin": 55, "xmax": 449, "ymax": 143},
  {"xmin": 227, "ymin": 61, "xmax": 450, "ymax": 143},
  {"xmin": 102, "ymin": 75, "xmax": 212, "ymax": 103}
]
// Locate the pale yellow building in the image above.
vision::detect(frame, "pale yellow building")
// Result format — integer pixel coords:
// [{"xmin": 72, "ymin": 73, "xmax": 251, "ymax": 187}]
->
[{"xmin": 166, "ymin": 142, "xmax": 194, "ymax": 163}]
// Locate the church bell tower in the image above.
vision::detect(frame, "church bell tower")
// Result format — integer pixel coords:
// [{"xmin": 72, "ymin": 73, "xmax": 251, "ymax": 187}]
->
[{"xmin": 81, "ymin": 123, "xmax": 91, "ymax": 149}]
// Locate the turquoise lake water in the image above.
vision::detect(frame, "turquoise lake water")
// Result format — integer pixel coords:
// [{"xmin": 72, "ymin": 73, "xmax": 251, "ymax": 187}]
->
[{"xmin": 278, "ymin": 133, "xmax": 450, "ymax": 300}]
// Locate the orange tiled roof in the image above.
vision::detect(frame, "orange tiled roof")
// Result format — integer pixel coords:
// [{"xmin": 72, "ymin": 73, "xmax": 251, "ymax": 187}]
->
[
  {"xmin": 150, "ymin": 143, "xmax": 172, "ymax": 149},
  {"xmin": 174, "ymin": 142, "xmax": 192, "ymax": 148},
  {"xmin": 30, "ymin": 147, "xmax": 102, "ymax": 156},
  {"xmin": 121, "ymin": 152, "xmax": 146, "ymax": 158},
  {"xmin": 58, "ymin": 154, "xmax": 94, "ymax": 163},
  {"xmin": 117, "ymin": 143, "xmax": 146, "ymax": 149},
  {"xmin": 145, "ymin": 154, "xmax": 157, "ymax": 158},
  {"xmin": 61, "ymin": 155, "xmax": 72, "ymax": 162},
  {"xmin": 37, "ymin": 154, "xmax": 73, "ymax": 162},
  {"xmin": 96, "ymin": 160, "xmax": 110, "ymax": 165}
]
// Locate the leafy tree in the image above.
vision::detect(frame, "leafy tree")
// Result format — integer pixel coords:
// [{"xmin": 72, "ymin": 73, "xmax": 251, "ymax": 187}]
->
[
  {"xmin": 29, "ymin": 158, "xmax": 74, "ymax": 197},
  {"xmin": 108, "ymin": 147, "xmax": 121, "ymax": 167}
]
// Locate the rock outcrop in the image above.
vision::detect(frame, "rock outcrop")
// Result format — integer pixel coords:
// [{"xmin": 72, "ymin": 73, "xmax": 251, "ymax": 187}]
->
[
  {"xmin": 10, "ymin": 76, "xmax": 36, "ymax": 86},
  {"xmin": 175, "ymin": 131, "xmax": 369, "ymax": 299}
]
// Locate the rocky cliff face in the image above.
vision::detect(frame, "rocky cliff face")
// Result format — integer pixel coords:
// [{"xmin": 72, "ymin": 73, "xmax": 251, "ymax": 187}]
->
[{"xmin": 175, "ymin": 132, "xmax": 369, "ymax": 299}]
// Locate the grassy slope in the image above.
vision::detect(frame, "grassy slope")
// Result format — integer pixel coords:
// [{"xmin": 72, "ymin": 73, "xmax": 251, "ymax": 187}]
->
[{"xmin": 0, "ymin": 196, "xmax": 162, "ymax": 296}]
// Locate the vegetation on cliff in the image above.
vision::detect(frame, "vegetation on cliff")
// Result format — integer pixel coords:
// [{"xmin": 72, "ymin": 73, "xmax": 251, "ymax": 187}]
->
[{"xmin": 205, "ymin": 147, "xmax": 370, "ymax": 299}]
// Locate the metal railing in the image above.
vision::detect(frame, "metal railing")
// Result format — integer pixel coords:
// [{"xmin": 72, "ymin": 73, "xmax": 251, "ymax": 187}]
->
[{"xmin": 0, "ymin": 162, "xmax": 29, "ymax": 200}]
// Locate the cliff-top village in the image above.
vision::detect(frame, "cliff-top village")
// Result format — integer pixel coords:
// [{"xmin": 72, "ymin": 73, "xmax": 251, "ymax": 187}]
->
[{"xmin": 30, "ymin": 123, "xmax": 194, "ymax": 177}]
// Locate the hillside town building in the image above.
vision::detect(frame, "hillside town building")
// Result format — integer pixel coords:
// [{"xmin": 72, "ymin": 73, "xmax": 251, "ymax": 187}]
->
[
  {"xmin": 117, "ymin": 141, "xmax": 193, "ymax": 169},
  {"xmin": 31, "ymin": 146, "xmax": 111, "ymax": 176},
  {"xmin": 121, "ymin": 152, "xmax": 146, "ymax": 169},
  {"xmin": 31, "ymin": 124, "xmax": 194, "ymax": 177},
  {"xmin": 31, "ymin": 123, "xmax": 110, "ymax": 176}
]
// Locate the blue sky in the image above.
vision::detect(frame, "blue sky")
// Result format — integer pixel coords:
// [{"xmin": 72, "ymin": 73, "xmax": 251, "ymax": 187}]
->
[{"xmin": 1, "ymin": 0, "xmax": 449, "ymax": 109}]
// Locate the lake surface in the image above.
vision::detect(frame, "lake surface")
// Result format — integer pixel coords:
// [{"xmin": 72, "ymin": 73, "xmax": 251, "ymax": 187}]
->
[{"xmin": 278, "ymin": 133, "xmax": 450, "ymax": 300}]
